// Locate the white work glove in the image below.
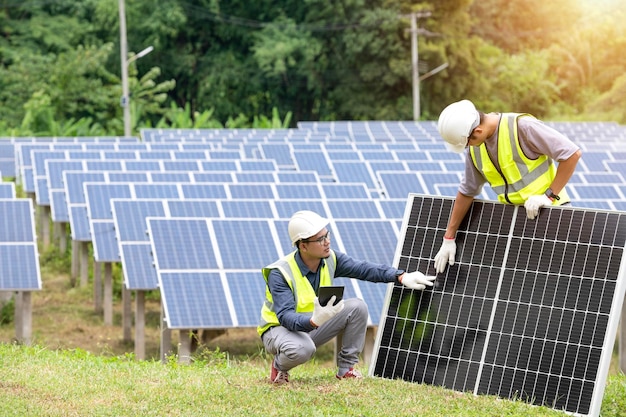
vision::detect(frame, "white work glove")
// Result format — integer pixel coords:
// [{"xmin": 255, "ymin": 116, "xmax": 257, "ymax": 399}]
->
[
  {"xmin": 310, "ymin": 296, "xmax": 345, "ymax": 327},
  {"xmin": 434, "ymin": 237, "xmax": 456, "ymax": 274},
  {"xmin": 524, "ymin": 194, "xmax": 553, "ymax": 220},
  {"xmin": 399, "ymin": 271, "xmax": 436, "ymax": 290}
]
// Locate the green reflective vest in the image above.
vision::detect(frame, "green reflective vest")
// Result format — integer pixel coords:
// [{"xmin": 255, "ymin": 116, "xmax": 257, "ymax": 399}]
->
[
  {"xmin": 469, "ymin": 113, "xmax": 570, "ymax": 205},
  {"xmin": 257, "ymin": 250, "xmax": 337, "ymax": 337}
]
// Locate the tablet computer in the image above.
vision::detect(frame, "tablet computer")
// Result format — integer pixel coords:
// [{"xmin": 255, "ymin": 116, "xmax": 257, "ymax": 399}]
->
[{"xmin": 318, "ymin": 286, "xmax": 344, "ymax": 307}]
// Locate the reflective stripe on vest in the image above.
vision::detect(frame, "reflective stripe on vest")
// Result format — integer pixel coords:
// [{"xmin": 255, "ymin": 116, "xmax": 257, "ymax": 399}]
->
[
  {"xmin": 257, "ymin": 250, "xmax": 337, "ymax": 336},
  {"xmin": 470, "ymin": 113, "xmax": 570, "ymax": 205}
]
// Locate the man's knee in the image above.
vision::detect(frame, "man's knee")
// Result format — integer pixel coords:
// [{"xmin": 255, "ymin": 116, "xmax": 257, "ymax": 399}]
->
[
  {"xmin": 345, "ymin": 298, "xmax": 368, "ymax": 319},
  {"xmin": 284, "ymin": 338, "xmax": 316, "ymax": 363}
]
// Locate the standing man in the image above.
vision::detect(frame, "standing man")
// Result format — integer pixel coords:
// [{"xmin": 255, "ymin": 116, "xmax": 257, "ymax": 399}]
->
[
  {"xmin": 434, "ymin": 99, "xmax": 582, "ymax": 274},
  {"xmin": 258, "ymin": 210, "xmax": 436, "ymax": 383}
]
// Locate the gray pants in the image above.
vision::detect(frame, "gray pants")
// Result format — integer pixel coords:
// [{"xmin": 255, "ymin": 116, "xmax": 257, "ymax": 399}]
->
[{"xmin": 262, "ymin": 298, "xmax": 369, "ymax": 372}]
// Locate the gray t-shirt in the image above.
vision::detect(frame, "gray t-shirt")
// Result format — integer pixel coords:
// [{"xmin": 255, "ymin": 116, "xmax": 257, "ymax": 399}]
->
[{"xmin": 458, "ymin": 114, "xmax": 580, "ymax": 197}]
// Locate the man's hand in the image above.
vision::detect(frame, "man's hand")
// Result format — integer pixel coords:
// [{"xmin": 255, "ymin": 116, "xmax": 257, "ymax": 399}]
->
[
  {"xmin": 310, "ymin": 296, "xmax": 344, "ymax": 327},
  {"xmin": 434, "ymin": 237, "xmax": 456, "ymax": 274},
  {"xmin": 524, "ymin": 194, "xmax": 553, "ymax": 220},
  {"xmin": 399, "ymin": 271, "xmax": 436, "ymax": 290}
]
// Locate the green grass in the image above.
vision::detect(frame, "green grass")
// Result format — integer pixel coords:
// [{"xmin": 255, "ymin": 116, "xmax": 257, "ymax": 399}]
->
[
  {"xmin": 1, "ymin": 214, "xmax": 624, "ymax": 416},
  {"xmin": 1, "ymin": 343, "xmax": 624, "ymax": 417}
]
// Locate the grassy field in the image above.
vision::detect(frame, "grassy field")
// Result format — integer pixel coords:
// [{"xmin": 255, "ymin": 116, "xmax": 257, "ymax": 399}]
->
[{"xmin": 0, "ymin": 246, "xmax": 625, "ymax": 416}]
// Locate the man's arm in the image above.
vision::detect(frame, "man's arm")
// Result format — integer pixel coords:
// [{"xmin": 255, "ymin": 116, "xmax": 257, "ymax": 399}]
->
[
  {"xmin": 549, "ymin": 149, "xmax": 582, "ymax": 196},
  {"xmin": 443, "ymin": 192, "xmax": 474, "ymax": 239},
  {"xmin": 267, "ymin": 270, "xmax": 316, "ymax": 332},
  {"xmin": 433, "ymin": 192, "xmax": 474, "ymax": 273}
]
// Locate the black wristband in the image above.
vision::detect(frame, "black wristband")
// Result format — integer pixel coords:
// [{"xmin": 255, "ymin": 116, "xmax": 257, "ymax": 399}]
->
[{"xmin": 545, "ymin": 188, "xmax": 560, "ymax": 201}]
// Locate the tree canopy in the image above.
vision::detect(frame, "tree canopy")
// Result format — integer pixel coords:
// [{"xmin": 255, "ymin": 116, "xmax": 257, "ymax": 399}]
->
[{"xmin": 0, "ymin": 0, "xmax": 624, "ymax": 135}]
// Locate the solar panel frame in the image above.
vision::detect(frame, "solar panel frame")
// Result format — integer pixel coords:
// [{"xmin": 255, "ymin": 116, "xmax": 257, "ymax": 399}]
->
[
  {"xmin": 371, "ymin": 194, "xmax": 626, "ymax": 417},
  {"xmin": 0, "ymin": 199, "xmax": 42, "ymax": 290}
]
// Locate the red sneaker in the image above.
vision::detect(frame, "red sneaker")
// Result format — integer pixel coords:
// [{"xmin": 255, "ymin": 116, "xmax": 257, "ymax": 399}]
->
[
  {"xmin": 336, "ymin": 367, "xmax": 363, "ymax": 379},
  {"xmin": 270, "ymin": 358, "xmax": 289, "ymax": 384}
]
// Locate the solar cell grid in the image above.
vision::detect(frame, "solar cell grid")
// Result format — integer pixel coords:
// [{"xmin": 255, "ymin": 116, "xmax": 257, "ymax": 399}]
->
[
  {"xmin": 0, "ymin": 199, "xmax": 42, "ymax": 290},
  {"xmin": 372, "ymin": 195, "xmax": 626, "ymax": 417}
]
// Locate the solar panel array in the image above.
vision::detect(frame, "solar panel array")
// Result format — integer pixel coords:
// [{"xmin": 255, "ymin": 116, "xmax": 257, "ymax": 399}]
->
[
  {"xmin": 372, "ymin": 194, "xmax": 626, "ymax": 417},
  {"xmin": 2, "ymin": 119, "xmax": 626, "ymax": 369}
]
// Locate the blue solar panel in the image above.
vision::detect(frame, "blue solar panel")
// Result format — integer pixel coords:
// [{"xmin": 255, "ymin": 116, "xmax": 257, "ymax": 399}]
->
[
  {"xmin": 327, "ymin": 200, "xmax": 381, "ymax": 219},
  {"xmin": 571, "ymin": 185, "xmax": 620, "ymax": 200},
  {"xmin": 333, "ymin": 219, "xmax": 398, "ymax": 266},
  {"xmin": 270, "ymin": 199, "xmax": 326, "ymax": 220},
  {"xmin": 322, "ymin": 183, "xmax": 371, "ymax": 199},
  {"xmin": 0, "ymin": 183, "xmax": 15, "ymax": 198},
  {"xmin": 228, "ymin": 183, "xmax": 275, "ymax": 199},
  {"xmin": 91, "ymin": 221, "xmax": 119, "ymax": 262},
  {"xmin": 0, "ymin": 199, "xmax": 41, "ymax": 290},
  {"xmin": 180, "ymin": 184, "xmax": 228, "ymax": 199},
  {"xmin": 108, "ymin": 172, "xmax": 152, "ymax": 183},
  {"xmin": 377, "ymin": 199, "xmax": 408, "ymax": 220},
  {"xmin": 274, "ymin": 183, "xmax": 322, "ymax": 199},
  {"xmin": 148, "ymin": 218, "xmax": 218, "ymax": 270},
  {"xmin": 275, "ymin": 171, "xmax": 320, "ymax": 183},
  {"xmin": 220, "ymin": 200, "xmax": 275, "ymax": 218},
  {"xmin": 293, "ymin": 150, "xmax": 333, "ymax": 178},
  {"xmin": 331, "ymin": 161, "xmax": 377, "ymax": 189},
  {"xmin": 191, "ymin": 172, "xmax": 235, "ymax": 183},
  {"xmin": 85, "ymin": 183, "xmax": 133, "ymax": 220},
  {"xmin": 167, "ymin": 200, "xmax": 221, "ymax": 217},
  {"xmin": 378, "ymin": 172, "xmax": 426, "ymax": 198},
  {"xmin": 212, "ymin": 220, "xmax": 282, "ymax": 269},
  {"xmin": 112, "ymin": 199, "xmax": 166, "ymax": 242},
  {"xmin": 134, "ymin": 183, "xmax": 181, "ymax": 199},
  {"xmin": 226, "ymin": 271, "xmax": 269, "ymax": 326},
  {"xmin": 200, "ymin": 161, "xmax": 239, "ymax": 171},
  {"xmin": 239, "ymin": 160, "xmax": 277, "ymax": 171},
  {"xmin": 159, "ymin": 272, "xmax": 233, "ymax": 329},
  {"xmin": 0, "ymin": 200, "xmax": 36, "ymax": 242},
  {"xmin": 234, "ymin": 172, "xmax": 275, "ymax": 183},
  {"xmin": 420, "ymin": 172, "xmax": 462, "ymax": 194},
  {"xmin": 69, "ymin": 206, "xmax": 91, "ymax": 241},
  {"xmin": 259, "ymin": 143, "xmax": 296, "ymax": 168},
  {"xmin": 120, "ymin": 244, "xmax": 158, "ymax": 290}
]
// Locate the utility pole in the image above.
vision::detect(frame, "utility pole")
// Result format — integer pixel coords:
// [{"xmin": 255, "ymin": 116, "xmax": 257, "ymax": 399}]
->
[
  {"xmin": 119, "ymin": 0, "xmax": 153, "ymax": 138},
  {"xmin": 118, "ymin": 0, "xmax": 130, "ymax": 137},
  {"xmin": 405, "ymin": 11, "xmax": 432, "ymax": 121}
]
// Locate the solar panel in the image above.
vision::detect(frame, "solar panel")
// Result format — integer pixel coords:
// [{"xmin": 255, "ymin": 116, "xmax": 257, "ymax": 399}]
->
[
  {"xmin": 113, "ymin": 199, "xmax": 222, "ymax": 291},
  {"xmin": 0, "ymin": 183, "xmax": 16, "ymax": 198},
  {"xmin": 148, "ymin": 217, "xmax": 283, "ymax": 329},
  {"xmin": 371, "ymin": 194, "xmax": 626, "ymax": 417},
  {"xmin": 159, "ymin": 272, "xmax": 234, "ymax": 328},
  {"xmin": 0, "ymin": 199, "xmax": 42, "ymax": 290},
  {"xmin": 378, "ymin": 172, "xmax": 428, "ymax": 198}
]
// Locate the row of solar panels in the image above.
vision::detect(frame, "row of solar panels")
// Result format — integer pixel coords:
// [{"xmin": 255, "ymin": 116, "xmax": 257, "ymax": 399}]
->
[
  {"xmin": 15, "ymin": 147, "xmax": 626, "ymax": 215},
  {"xmin": 2, "ymin": 120, "xmax": 626, "ymax": 335},
  {"xmin": 4, "ymin": 119, "xmax": 626, "ymax": 180}
]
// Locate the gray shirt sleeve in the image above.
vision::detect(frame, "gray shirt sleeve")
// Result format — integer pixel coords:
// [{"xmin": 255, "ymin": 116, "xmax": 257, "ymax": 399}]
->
[{"xmin": 458, "ymin": 115, "xmax": 580, "ymax": 197}]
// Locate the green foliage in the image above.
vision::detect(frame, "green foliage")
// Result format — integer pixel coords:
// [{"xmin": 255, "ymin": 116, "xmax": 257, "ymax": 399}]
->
[
  {"xmin": 38, "ymin": 243, "xmax": 72, "ymax": 276},
  {"xmin": 1, "ymin": 0, "xmax": 626, "ymax": 130},
  {"xmin": 0, "ymin": 296, "xmax": 14, "ymax": 325},
  {"xmin": 1, "ymin": 342, "xmax": 624, "ymax": 416}
]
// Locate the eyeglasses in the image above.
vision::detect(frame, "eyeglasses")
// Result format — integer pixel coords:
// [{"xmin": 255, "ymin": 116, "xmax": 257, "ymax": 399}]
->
[{"xmin": 302, "ymin": 231, "xmax": 331, "ymax": 245}]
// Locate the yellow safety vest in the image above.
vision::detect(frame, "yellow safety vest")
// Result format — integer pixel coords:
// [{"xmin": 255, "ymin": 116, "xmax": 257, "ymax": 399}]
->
[
  {"xmin": 257, "ymin": 250, "xmax": 337, "ymax": 336},
  {"xmin": 469, "ymin": 113, "xmax": 570, "ymax": 205}
]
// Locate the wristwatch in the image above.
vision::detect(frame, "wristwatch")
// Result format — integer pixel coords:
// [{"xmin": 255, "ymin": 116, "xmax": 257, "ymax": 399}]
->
[{"xmin": 545, "ymin": 188, "xmax": 560, "ymax": 201}]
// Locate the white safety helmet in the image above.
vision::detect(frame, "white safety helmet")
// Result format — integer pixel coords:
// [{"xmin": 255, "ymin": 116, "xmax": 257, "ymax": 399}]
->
[
  {"xmin": 288, "ymin": 210, "xmax": 329, "ymax": 246},
  {"xmin": 437, "ymin": 99, "xmax": 480, "ymax": 153}
]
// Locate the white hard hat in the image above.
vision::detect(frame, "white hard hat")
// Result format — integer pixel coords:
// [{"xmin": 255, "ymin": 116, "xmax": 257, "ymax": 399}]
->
[
  {"xmin": 437, "ymin": 99, "xmax": 480, "ymax": 153},
  {"xmin": 288, "ymin": 210, "xmax": 329, "ymax": 245}
]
